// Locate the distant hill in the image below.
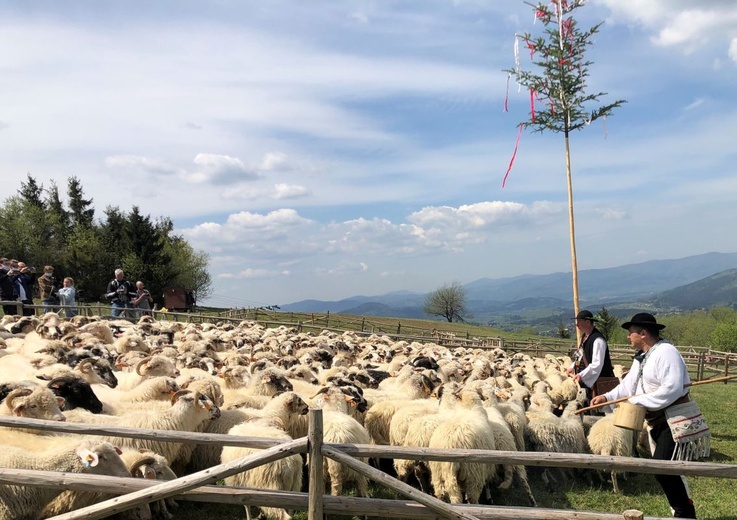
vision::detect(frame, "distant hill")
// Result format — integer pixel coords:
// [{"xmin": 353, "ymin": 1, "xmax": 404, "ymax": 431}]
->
[
  {"xmin": 652, "ymin": 268, "xmax": 737, "ymax": 310},
  {"xmin": 280, "ymin": 251, "xmax": 737, "ymax": 331}
]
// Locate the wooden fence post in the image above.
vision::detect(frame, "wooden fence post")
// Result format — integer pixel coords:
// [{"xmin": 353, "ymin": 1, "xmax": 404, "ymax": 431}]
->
[
  {"xmin": 397, "ymin": 322, "xmax": 401, "ymax": 334},
  {"xmin": 326, "ymin": 311, "xmax": 329, "ymax": 328},
  {"xmin": 698, "ymin": 352, "xmax": 705, "ymax": 381},
  {"xmin": 361, "ymin": 317, "xmax": 365, "ymax": 332},
  {"xmin": 622, "ymin": 510, "xmax": 643, "ymax": 520},
  {"xmin": 308, "ymin": 409, "xmax": 323, "ymax": 520},
  {"xmin": 725, "ymin": 354, "xmax": 730, "ymax": 380}
]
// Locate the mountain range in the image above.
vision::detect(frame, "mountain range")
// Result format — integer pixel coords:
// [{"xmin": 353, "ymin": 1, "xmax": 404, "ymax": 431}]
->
[{"xmin": 281, "ymin": 252, "xmax": 737, "ymax": 332}]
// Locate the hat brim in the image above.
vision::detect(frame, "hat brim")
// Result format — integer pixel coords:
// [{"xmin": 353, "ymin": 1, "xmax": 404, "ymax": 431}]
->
[
  {"xmin": 573, "ymin": 316, "xmax": 601, "ymax": 322},
  {"xmin": 621, "ymin": 320, "xmax": 666, "ymax": 330}
]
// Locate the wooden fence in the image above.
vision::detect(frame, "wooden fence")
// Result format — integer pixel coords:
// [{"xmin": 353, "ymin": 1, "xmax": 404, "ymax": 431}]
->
[{"xmin": 1, "ymin": 412, "xmax": 735, "ymax": 520}]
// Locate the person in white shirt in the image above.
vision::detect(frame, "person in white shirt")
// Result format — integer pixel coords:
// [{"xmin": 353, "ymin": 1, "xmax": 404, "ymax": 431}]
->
[{"xmin": 591, "ymin": 313, "xmax": 696, "ymax": 519}]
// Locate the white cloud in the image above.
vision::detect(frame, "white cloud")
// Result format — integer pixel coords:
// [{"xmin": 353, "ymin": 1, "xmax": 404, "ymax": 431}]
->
[
  {"xmin": 188, "ymin": 153, "xmax": 257, "ymax": 185},
  {"xmin": 273, "ymin": 183, "xmax": 310, "ymax": 200},
  {"xmin": 730, "ymin": 37, "xmax": 737, "ymax": 63},
  {"xmin": 237, "ymin": 268, "xmax": 291, "ymax": 279}
]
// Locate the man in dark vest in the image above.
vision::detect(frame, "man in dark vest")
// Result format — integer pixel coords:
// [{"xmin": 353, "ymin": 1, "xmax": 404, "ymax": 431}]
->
[{"xmin": 566, "ymin": 309, "xmax": 615, "ymax": 401}]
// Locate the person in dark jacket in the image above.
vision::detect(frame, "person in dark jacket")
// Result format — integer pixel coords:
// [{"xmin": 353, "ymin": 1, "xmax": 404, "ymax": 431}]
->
[
  {"xmin": 566, "ymin": 309, "xmax": 615, "ymax": 401},
  {"xmin": 0, "ymin": 261, "xmax": 18, "ymax": 316},
  {"xmin": 14, "ymin": 262, "xmax": 36, "ymax": 316},
  {"xmin": 105, "ymin": 268, "xmax": 137, "ymax": 318}
]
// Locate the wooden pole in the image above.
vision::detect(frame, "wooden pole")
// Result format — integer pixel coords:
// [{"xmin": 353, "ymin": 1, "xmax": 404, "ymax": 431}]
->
[
  {"xmin": 308, "ymin": 409, "xmax": 324, "ymax": 520},
  {"xmin": 622, "ymin": 510, "xmax": 643, "ymax": 520},
  {"xmin": 45, "ymin": 437, "xmax": 308, "ymax": 520},
  {"xmin": 322, "ymin": 445, "xmax": 480, "ymax": 520},
  {"xmin": 564, "ymin": 133, "xmax": 582, "ymax": 347}
]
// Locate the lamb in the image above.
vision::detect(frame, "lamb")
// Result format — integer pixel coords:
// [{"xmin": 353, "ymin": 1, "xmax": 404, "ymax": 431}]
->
[
  {"xmin": 0, "ymin": 440, "xmax": 134, "ymax": 520},
  {"xmin": 220, "ymin": 394, "xmax": 308, "ymax": 520},
  {"xmin": 586, "ymin": 413, "xmax": 635, "ymax": 493}
]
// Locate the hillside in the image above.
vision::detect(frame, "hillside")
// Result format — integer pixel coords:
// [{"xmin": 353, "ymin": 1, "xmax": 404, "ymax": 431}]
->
[{"xmin": 652, "ymin": 268, "xmax": 737, "ymax": 310}]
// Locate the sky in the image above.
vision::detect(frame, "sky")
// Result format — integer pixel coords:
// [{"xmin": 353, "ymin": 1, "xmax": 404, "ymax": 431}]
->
[{"xmin": 1, "ymin": 1, "xmax": 736, "ymax": 309}]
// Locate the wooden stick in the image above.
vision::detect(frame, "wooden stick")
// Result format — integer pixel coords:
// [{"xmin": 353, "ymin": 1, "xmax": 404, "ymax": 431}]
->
[{"xmin": 575, "ymin": 374, "xmax": 737, "ymax": 415}]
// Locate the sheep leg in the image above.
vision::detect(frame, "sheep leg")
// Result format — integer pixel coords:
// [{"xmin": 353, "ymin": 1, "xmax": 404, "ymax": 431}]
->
[
  {"xmin": 611, "ymin": 471, "xmax": 620, "ymax": 494},
  {"xmin": 355, "ymin": 475, "xmax": 369, "ymax": 498},
  {"xmin": 414, "ymin": 464, "xmax": 432, "ymax": 495},
  {"xmin": 513, "ymin": 466, "xmax": 537, "ymax": 507},
  {"xmin": 498, "ymin": 464, "xmax": 513, "ymax": 490}
]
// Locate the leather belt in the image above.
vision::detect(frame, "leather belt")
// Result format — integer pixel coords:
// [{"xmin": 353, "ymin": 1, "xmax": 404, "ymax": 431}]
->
[{"xmin": 645, "ymin": 393, "xmax": 691, "ymax": 428}]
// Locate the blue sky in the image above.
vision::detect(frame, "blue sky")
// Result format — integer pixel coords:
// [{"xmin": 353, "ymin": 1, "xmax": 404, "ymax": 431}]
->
[{"xmin": 1, "ymin": 1, "xmax": 736, "ymax": 308}]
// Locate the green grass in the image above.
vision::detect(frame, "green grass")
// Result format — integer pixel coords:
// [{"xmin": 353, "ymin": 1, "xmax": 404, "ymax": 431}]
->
[{"xmin": 168, "ymin": 382, "xmax": 737, "ymax": 520}]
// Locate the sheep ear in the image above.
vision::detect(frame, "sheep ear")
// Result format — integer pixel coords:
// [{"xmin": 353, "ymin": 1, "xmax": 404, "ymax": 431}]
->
[
  {"xmin": 37, "ymin": 374, "xmax": 52, "ymax": 381},
  {"xmin": 13, "ymin": 405, "xmax": 25, "ymax": 416},
  {"xmin": 114, "ymin": 446, "xmax": 123, "ymax": 455},
  {"xmin": 75, "ymin": 447, "xmax": 99, "ymax": 468},
  {"xmin": 56, "ymin": 396, "xmax": 66, "ymax": 408},
  {"xmin": 143, "ymin": 466, "xmax": 157, "ymax": 479}
]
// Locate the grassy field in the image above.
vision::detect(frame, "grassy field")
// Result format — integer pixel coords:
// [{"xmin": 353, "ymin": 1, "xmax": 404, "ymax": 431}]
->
[{"xmin": 167, "ymin": 381, "xmax": 737, "ymax": 520}]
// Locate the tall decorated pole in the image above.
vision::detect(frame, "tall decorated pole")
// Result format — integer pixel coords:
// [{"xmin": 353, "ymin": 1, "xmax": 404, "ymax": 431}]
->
[{"xmin": 504, "ymin": 0, "xmax": 625, "ymax": 344}]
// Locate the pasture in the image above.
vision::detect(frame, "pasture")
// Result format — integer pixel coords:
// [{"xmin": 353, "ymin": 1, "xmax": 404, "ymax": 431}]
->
[{"xmin": 171, "ymin": 381, "xmax": 737, "ymax": 520}]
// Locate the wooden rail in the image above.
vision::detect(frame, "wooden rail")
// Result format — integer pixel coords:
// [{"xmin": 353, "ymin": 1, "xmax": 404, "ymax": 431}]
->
[{"xmin": 1, "ymin": 411, "xmax": 735, "ymax": 519}]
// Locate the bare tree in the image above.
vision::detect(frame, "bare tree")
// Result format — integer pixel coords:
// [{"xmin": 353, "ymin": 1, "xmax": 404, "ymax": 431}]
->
[{"xmin": 423, "ymin": 281, "xmax": 471, "ymax": 323}]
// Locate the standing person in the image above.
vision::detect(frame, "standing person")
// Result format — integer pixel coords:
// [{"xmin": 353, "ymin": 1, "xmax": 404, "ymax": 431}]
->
[
  {"xmin": 57, "ymin": 277, "xmax": 78, "ymax": 318},
  {"xmin": 0, "ymin": 260, "xmax": 18, "ymax": 316},
  {"xmin": 132, "ymin": 281, "xmax": 153, "ymax": 318},
  {"xmin": 15, "ymin": 262, "xmax": 36, "ymax": 316},
  {"xmin": 37, "ymin": 265, "xmax": 60, "ymax": 314},
  {"xmin": 566, "ymin": 309, "xmax": 615, "ymax": 402},
  {"xmin": 591, "ymin": 313, "xmax": 700, "ymax": 519},
  {"xmin": 105, "ymin": 268, "xmax": 136, "ymax": 318}
]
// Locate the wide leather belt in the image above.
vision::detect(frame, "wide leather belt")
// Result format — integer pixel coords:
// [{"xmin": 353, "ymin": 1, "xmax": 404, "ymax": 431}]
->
[{"xmin": 645, "ymin": 393, "xmax": 691, "ymax": 428}]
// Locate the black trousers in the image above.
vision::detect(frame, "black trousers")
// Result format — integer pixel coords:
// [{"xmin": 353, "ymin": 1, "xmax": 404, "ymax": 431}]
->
[{"xmin": 650, "ymin": 421, "xmax": 697, "ymax": 518}]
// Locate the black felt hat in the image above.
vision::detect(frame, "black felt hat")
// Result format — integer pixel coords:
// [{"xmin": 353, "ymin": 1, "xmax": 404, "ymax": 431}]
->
[
  {"xmin": 574, "ymin": 310, "xmax": 599, "ymax": 322},
  {"xmin": 621, "ymin": 312, "xmax": 665, "ymax": 330}
]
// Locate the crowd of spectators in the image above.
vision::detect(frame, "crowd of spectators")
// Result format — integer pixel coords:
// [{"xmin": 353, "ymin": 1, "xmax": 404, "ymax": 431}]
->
[{"xmin": 0, "ymin": 258, "xmax": 153, "ymax": 319}]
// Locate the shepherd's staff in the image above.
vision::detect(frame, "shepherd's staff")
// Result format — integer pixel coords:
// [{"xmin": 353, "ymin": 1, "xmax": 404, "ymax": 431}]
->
[{"xmin": 575, "ymin": 374, "xmax": 737, "ymax": 415}]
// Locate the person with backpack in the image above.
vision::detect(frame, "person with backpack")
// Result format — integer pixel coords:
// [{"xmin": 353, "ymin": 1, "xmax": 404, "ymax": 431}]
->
[{"xmin": 105, "ymin": 268, "xmax": 137, "ymax": 318}]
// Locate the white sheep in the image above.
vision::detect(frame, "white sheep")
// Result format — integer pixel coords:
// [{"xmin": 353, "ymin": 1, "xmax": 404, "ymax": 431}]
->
[
  {"xmin": 0, "ymin": 440, "xmax": 134, "ymax": 520},
  {"xmin": 428, "ymin": 389, "xmax": 497, "ymax": 504},
  {"xmin": 313, "ymin": 386, "xmax": 371, "ymax": 498},
  {"xmin": 188, "ymin": 391, "xmax": 308, "ymax": 475},
  {"xmin": 65, "ymin": 389, "xmax": 219, "ymax": 471},
  {"xmin": 220, "ymin": 399, "xmax": 307, "ymax": 520},
  {"xmin": 586, "ymin": 413, "xmax": 635, "ymax": 493}
]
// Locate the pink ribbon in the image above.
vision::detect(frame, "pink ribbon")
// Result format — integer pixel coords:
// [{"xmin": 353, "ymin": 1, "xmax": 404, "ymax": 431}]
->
[{"xmin": 502, "ymin": 124, "xmax": 524, "ymax": 188}]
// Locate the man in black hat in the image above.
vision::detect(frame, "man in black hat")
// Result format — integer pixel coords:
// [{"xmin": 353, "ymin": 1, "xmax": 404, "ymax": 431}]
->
[
  {"xmin": 566, "ymin": 310, "xmax": 615, "ymax": 403},
  {"xmin": 591, "ymin": 313, "xmax": 696, "ymax": 518}
]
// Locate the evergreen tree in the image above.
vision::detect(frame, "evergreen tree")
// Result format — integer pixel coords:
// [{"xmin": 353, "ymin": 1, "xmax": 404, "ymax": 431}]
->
[
  {"xmin": 67, "ymin": 176, "xmax": 95, "ymax": 228},
  {"xmin": 45, "ymin": 181, "xmax": 70, "ymax": 252},
  {"xmin": 18, "ymin": 174, "xmax": 44, "ymax": 209}
]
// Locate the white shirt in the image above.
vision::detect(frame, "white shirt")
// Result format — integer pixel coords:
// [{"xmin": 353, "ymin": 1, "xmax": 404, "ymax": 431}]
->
[
  {"xmin": 604, "ymin": 339, "xmax": 690, "ymax": 411},
  {"xmin": 576, "ymin": 334, "xmax": 608, "ymax": 388}
]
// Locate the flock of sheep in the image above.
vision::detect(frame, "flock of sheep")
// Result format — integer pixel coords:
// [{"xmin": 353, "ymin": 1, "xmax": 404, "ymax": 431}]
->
[{"xmin": 0, "ymin": 312, "xmax": 643, "ymax": 520}]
